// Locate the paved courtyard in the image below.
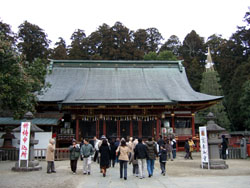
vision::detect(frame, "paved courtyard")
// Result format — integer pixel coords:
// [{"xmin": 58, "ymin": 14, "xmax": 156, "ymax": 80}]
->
[{"xmin": 0, "ymin": 152, "xmax": 249, "ymax": 188}]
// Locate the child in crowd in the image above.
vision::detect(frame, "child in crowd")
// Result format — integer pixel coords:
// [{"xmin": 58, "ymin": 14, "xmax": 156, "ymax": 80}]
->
[{"xmin": 159, "ymin": 145, "xmax": 167, "ymax": 176}]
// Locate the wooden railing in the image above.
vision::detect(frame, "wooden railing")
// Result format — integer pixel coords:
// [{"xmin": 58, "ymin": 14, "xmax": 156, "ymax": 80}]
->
[
  {"xmin": 0, "ymin": 148, "xmax": 70, "ymax": 161},
  {"xmin": 0, "ymin": 147, "xmax": 243, "ymax": 161}
]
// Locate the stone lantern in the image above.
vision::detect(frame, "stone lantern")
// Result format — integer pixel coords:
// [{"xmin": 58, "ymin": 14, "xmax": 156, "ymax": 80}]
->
[
  {"xmin": 204, "ymin": 112, "xmax": 228, "ymax": 169},
  {"xmin": 12, "ymin": 112, "xmax": 44, "ymax": 171},
  {"xmin": 1, "ymin": 129, "xmax": 16, "ymax": 148}
]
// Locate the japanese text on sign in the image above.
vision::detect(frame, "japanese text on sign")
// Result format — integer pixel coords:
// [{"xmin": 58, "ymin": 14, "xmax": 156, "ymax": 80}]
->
[
  {"xmin": 199, "ymin": 126, "xmax": 209, "ymax": 163},
  {"xmin": 19, "ymin": 122, "xmax": 31, "ymax": 160}
]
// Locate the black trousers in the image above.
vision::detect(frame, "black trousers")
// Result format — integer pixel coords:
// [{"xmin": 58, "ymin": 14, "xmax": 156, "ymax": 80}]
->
[{"xmin": 70, "ymin": 160, "xmax": 78, "ymax": 172}]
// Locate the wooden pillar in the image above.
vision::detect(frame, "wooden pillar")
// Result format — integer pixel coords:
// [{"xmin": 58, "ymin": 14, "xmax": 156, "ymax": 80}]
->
[
  {"xmin": 96, "ymin": 120, "xmax": 100, "ymax": 138},
  {"xmin": 103, "ymin": 120, "xmax": 106, "ymax": 136},
  {"xmin": 117, "ymin": 120, "xmax": 120, "ymax": 138},
  {"xmin": 191, "ymin": 113, "xmax": 195, "ymax": 137},
  {"xmin": 76, "ymin": 118, "xmax": 79, "ymax": 141},
  {"xmin": 171, "ymin": 113, "xmax": 175, "ymax": 133},
  {"xmin": 152, "ymin": 121, "xmax": 155, "ymax": 138},
  {"xmin": 130, "ymin": 120, "xmax": 133, "ymax": 137},
  {"xmin": 156, "ymin": 119, "xmax": 160, "ymax": 139},
  {"xmin": 138, "ymin": 120, "xmax": 142, "ymax": 138}
]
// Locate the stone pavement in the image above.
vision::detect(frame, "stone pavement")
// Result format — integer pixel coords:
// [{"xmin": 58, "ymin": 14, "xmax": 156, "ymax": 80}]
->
[{"xmin": 0, "ymin": 152, "xmax": 250, "ymax": 188}]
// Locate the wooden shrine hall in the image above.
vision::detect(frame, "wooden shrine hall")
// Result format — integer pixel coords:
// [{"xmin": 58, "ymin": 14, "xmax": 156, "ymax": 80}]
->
[{"xmin": 37, "ymin": 60, "xmax": 222, "ymax": 149}]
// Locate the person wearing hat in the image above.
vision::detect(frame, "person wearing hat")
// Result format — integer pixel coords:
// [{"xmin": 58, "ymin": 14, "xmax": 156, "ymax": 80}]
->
[{"xmin": 69, "ymin": 139, "xmax": 80, "ymax": 174}]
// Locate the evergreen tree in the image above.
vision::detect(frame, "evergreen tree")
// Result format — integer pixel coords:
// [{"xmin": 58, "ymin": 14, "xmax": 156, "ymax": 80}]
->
[
  {"xmin": 0, "ymin": 23, "xmax": 47, "ymax": 118},
  {"xmin": 17, "ymin": 21, "xmax": 50, "ymax": 62},
  {"xmin": 143, "ymin": 51, "xmax": 158, "ymax": 60},
  {"xmin": 143, "ymin": 50, "xmax": 177, "ymax": 61},
  {"xmin": 197, "ymin": 49, "xmax": 231, "ymax": 130},
  {"xmin": 68, "ymin": 29, "xmax": 89, "ymax": 59},
  {"xmin": 50, "ymin": 37, "xmax": 68, "ymax": 60},
  {"xmin": 239, "ymin": 80, "xmax": 250, "ymax": 130},
  {"xmin": 159, "ymin": 35, "xmax": 181, "ymax": 56}
]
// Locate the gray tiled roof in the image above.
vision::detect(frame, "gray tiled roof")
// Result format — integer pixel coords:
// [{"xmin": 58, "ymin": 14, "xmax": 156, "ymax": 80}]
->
[
  {"xmin": 0, "ymin": 117, "xmax": 59, "ymax": 125},
  {"xmin": 38, "ymin": 60, "xmax": 222, "ymax": 105}
]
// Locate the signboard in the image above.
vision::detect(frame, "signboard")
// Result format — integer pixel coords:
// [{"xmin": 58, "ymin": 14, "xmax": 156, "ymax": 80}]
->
[
  {"xmin": 19, "ymin": 122, "xmax": 31, "ymax": 167},
  {"xmin": 199, "ymin": 126, "xmax": 209, "ymax": 169}
]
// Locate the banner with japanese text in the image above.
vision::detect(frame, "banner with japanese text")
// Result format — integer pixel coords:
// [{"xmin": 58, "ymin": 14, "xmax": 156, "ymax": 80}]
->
[
  {"xmin": 199, "ymin": 126, "xmax": 209, "ymax": 164},
  {"xmin": 19, "ymin": 122, "xmax": 31, "ymax": 160}
]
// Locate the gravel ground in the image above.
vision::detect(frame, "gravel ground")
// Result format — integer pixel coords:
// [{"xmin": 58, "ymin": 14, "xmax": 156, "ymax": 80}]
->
[{"xmin": 0, "ymin": 152, "xmax": 249, "ymax": 188}]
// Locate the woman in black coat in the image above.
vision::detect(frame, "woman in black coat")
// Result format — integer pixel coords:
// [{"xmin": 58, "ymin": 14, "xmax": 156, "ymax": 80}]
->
[
  {"xmin": 110, "ymin": 140, "xmax": 117, "ymax": 167},
  {"xmin": 99, "ymin": 139, "xmax": 110, "ymax": 177}
]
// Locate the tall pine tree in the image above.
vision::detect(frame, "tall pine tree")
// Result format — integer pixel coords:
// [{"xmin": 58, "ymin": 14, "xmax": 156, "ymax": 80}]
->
[{"xmin": 198, "ymin": 48, "xmax": 231, "ymax": 130}]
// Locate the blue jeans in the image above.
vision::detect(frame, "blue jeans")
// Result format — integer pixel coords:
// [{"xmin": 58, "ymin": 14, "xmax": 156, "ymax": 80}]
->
[
  {"xmin": 119, "ymin": 160, "xmax": 128, "ymax": 178},
  {"xmin": 146, "ymin": 159, "xmax": 155, "ymax": 176},
  {"xmin": 172, "ymin": 149, "xmax": 176, "ymax": 159}
]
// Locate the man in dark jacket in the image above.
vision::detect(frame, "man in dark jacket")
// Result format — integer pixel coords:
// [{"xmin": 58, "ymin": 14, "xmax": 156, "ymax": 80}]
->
[
  {"xmin": 69, "ymin": 139, "xmax": 80, "ymax": 174},
  {"xmin": 184, "ymin": 139, "xmax": 190, "ymax": 159},
  {"xmin": 157, "ymin": 135, "xmax": 165, "ymax": 151},
  {"xmin": 221, "ymin": 135, "xmax": 228, "ymax": 160},
  {"xmin": 145, "ymin": 136, "xmax": 158, "ymax": 177},
  {"xmin": 134, "ymin": 138, "xmax": 147, "ymax": 179}
]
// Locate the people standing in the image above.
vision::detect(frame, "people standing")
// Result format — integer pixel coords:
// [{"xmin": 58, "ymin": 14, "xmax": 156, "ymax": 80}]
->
[
  {"xmin": 221, "ymin": 135, "xmax": 228, "ymax": 160},
  {"xmin": 129, "ymin": 139, "xmax": 139, "ymax": 177},
  {"xmin": 165, "ymin": 139, "xmax": 173, "ymax": 161},
  {"xmin": 145, "ymin": 136, "xmax": 158, "ymax": 177},
  {"xmin": 116, "ymin": 140, "xmax": 130, "ymax": 180},
  {"xmin": 80, "ymin": 138, "xmax": 94, "ymax": 175},
  {"xmin": 134, "ymin": 138, "xmax": 147, "ymax": 179},
  {"xmin": 159, "ymin": 145, "xmax": 167, "ymax": 176},
  {"xmin": 188, "ymin": 138, "xmax": 195, "ymax": 160},
  {"xmin": 46, "ymin": 138, "xmax": 56, "ymax": 174},
  {"xmin": 157, "ymin": 135, "xmax": 165, "ymax": 151},
  {"xmin": 69, "ymin": 139, "xmax": 80, "ymax": 174},
  {"xmin": 171, "ymin": 138, "xmax": 177, "ymax": 159},
  {"xmin": 114, "ymin": 138, "xmax": 120, "ymax": 163},
  {"xmin": 110, "ymin": 139, "xmax": 117, "ymax": 167},
  {"xmin": 99, "ymin": 139, "xmax": 110, "ymax": 177},
  {"xmin": 93, "ymin": 136, "xmax": 100, "ymax": 163},
  {"xmin": 184, "ymin": 139, "xmax": 190, "ymax": 159},
  {"xmin": 127, "ymin": 137, "xmax": 133, "ymax": 155},
  {"xmin": 80, "ymin": 138, "xmax": 84, "ymax": 161}
]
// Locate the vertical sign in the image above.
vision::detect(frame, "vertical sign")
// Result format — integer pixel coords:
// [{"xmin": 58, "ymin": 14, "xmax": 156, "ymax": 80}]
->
[
  {"xmin": 199, "ymin": 126, "xmax": 209, "ymax": 169},
  {"xmin": 19, "ymin": 122, "xmax": 31, "ymax": 167}
]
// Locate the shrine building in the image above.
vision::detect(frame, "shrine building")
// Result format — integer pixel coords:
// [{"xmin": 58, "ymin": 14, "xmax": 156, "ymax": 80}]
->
[{"xmin": 36, "ymin": 60, "xmax": 222, "ymax": 150}]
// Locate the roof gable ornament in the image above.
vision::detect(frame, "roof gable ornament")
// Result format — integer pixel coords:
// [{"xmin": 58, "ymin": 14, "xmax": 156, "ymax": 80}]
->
[
  {"xmin": 178, "ymin": 61, "xmax": 184, "ymax": 72},
  {"xmin": 205, "ymin": 47, "xmax": 214, "ymax": 72}
]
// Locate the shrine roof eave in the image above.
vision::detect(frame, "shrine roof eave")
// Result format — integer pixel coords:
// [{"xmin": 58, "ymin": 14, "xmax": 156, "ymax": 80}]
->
[{"xmin": 38, "ymin": 60, "xmax": 223, "ymax": 106}]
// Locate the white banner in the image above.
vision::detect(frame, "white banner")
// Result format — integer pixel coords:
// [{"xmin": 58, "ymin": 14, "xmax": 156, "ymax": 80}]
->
[
  {"xmin": 199, "ymin": 126, "xmax": 209, "ymax": 167},
  {"xmin": 19, "ymin": 122, "xmax": 31, "ymax": 161}
]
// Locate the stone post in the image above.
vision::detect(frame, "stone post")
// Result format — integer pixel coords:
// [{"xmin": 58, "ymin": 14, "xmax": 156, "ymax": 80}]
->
[{"xmin": 203, "ymin": 112, "xmax": 228, "ymax": 169}]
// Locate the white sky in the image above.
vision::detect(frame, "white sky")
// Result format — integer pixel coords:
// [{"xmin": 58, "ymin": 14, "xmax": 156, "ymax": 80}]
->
[{"xmin": 0, "ymin": 0, "xmax": 249, "ymax": 46}]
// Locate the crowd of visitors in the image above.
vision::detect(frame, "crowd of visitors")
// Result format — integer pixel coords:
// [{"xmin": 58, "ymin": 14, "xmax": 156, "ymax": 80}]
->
[{"xmin": 46, "ymin": 135, "xmax": 193, "ymax": 180}]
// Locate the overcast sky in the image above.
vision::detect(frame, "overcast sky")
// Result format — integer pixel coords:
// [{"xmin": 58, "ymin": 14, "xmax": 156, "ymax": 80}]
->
[{"xmin": 1, "ymin": 0, "xmax": 249, "ymax": 46}]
